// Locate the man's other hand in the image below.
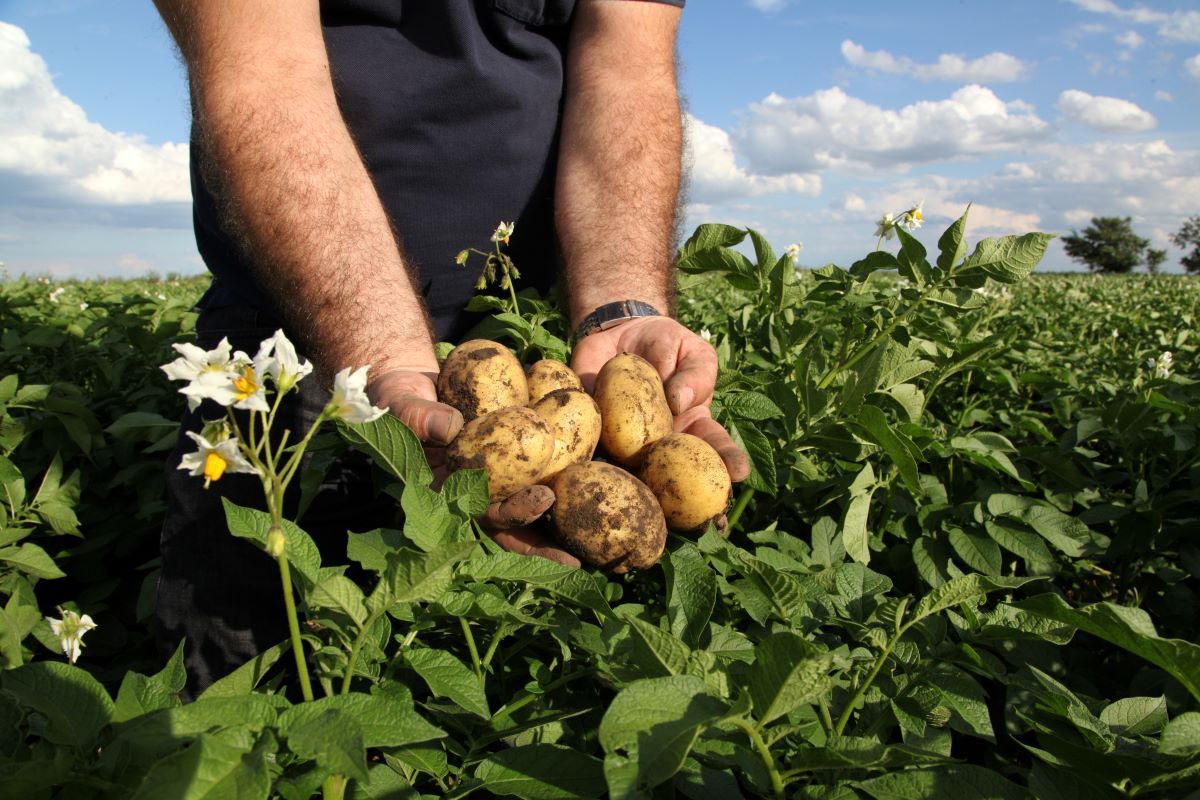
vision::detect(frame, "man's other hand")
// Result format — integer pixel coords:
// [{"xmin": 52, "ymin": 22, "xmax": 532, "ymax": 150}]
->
[{"xmin": 570, "ymin": 316, "xmax": 751, "ymax": 482}]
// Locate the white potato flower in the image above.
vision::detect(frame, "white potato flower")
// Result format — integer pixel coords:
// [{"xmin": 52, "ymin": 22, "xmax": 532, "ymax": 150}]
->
[
  {"xmin": 46, "ymin": 609, "xmax": 98, "ymax": 665},
  {"xmin": 491, "ymin": 221, "xmax": 515, "ymax": 246},
  {"xmin": 162, "ymin": 338, "xmax": 237, "ymax": 411},
  {"xmin": 178, "ymin": 430, "xmax": 260, "ymax": 488},
  {"xmin": 785, "ymin": 242, "xmax": 804, "ymax": 264},
  {"xmin": 902, "ymin": 200, "xmax": 924, "ymax": 232},
  {"xmin": 1154, "ymin": 351, "xmax": 1174, "ymax": 379},
  {"xmin": 256, "ymin": 330, "xmax": 313, "ymax": 393},
  {"xmin": 327, "ymin": 366, "xmax": 387, "ymax": 424},
  {"xmin": 875, "ymin": 213, "xmax": 897, "ymax": 241}
]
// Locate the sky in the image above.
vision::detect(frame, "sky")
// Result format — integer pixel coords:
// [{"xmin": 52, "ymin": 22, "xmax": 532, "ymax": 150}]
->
[{"xmin": 0, "ymin": 0, "xmax": 1198, "ymax": 279}]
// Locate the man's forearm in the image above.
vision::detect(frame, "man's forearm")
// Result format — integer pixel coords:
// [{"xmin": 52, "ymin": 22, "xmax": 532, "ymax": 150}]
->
[
  {"xmin": 159, "ymin": 0, "xmax": 436, "ymax": 378},
  {"xmin": 556, "ymin": 1, "xmax": 684, "ymax": 328}
]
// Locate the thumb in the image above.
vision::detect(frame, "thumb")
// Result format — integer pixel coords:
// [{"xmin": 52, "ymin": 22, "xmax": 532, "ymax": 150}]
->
[{"xmin": 389, "ymin": 395, "xmax": 464, "ymax": 446}]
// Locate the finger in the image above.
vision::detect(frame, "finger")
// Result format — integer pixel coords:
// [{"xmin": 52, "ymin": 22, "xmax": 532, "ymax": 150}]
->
[
  {"xmin": 484, "ymin": 485, "xmax": 555, "ymax": 529},
  {"xmin": 490, "ymin": 528, "xmax": 582, "ymax": 568},
  {"xmin": 662, "ymin": 341, "xmax": 718, "ymax": 415},
  {"xmin": 635, "ymin": 334, "xmax": 682, "ymax": 384},
  {"xmin": 388, "ymin": 396, "xmax": 463, "ymax": 446},
  {"xmin": 424, "ymin": 445, "xmax": 447, "ymax": 469},
  {"xmin": 675, "ymin": 406, "xmax": 752, "ymax": 482},
  {"xmin": 569, "ymin": 337, "xmax": 617, "ymax": 394}
]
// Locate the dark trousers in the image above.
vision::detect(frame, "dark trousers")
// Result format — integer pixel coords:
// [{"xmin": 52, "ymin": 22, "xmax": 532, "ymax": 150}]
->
[{"xmin": 155, "ymin": 307, "xmax": 394, "ymax": 697}]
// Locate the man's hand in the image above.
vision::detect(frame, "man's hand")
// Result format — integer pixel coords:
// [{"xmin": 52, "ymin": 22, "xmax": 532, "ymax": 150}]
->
[
  {"xmin": 571, "ymin": 317, "xmax": 752, "ymax": 483},
  {"xmin": 368, "ymin": 368, "xmax": 578, "ymax": 567}
]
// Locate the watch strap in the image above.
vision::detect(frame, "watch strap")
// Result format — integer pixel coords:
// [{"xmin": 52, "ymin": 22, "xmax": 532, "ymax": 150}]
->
[{"xmin": 572, "ymin": 300, "xmax": 663, "ymax": 343}]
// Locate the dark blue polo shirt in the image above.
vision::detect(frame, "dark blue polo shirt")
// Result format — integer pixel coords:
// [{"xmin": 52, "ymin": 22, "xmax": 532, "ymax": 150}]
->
[{"xmin": 190, "ymin": 0, "xmax": 683, "ymax": 342}]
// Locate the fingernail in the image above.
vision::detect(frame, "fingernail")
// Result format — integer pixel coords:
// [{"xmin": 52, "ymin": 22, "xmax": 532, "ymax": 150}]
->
[
  {"xmin": 674, "ymin": 386, "xmax": 695, "ymax": 413},
  {"xmin": 431, "ymin": 410, "xmax": 462, "ymax": 445}
]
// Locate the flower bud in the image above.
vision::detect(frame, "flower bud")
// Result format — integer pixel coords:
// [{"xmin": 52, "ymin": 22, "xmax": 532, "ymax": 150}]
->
[{"xmin": 267, "ymin": 526, "xmax": 286, "ymax": 558}]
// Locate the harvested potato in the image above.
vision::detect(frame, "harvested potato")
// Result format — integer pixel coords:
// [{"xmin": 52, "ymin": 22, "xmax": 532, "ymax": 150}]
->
[
  {"xmin": 526, "ymin": 359, "xmax": 583, "ymax": 405},
  {"xmin": 550, "ymin": 461, "xmax": 667, "ymax": 572},
  {"xmin": 593, "ymin": 353, "xmax": 673, "ymax": 467},
  {"xmin": 437, "ymin": 339, "xmax": 527, "ymax": 422},
  {"xmin": 640, "ymin": 433, "xmax": 732, "ymax": 532},
  {"xmin": 446, "ymin": 407, "xmax": 553, "ymax": 501},
  {"xmin": 531, "ymin": 388, "xmax": 602, "ymax": 482}
]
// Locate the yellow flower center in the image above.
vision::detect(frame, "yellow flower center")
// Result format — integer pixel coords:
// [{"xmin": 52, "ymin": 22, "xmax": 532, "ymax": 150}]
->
[
  {"xmin": 912, "ymin": 209, "xmax": 923, "ymax": 221},
  {"xmin": 203, "ymin": 451, "xmax": 228, "ymax": 484},
  {"xmin": 232, "ymin": 365, "xmax": 258, "ymax": 400}
]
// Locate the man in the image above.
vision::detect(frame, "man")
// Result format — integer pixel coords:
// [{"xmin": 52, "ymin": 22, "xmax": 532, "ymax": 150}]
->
[{"xmin": 153, "ymin": 0, "xmax": 749, "ymax": 691}]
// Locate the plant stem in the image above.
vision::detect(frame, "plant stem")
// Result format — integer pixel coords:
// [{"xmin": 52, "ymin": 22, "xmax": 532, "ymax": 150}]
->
[
  {"xmin": 832, "ymin": 628, "xmax": 903, "ymax": 738},
  {"xmin": 489, "ymin": 669, "xmax": 595, "ymax": 727},
  {"xmin": 322, "ymin": 773, "xmax": 348, "ymax": 800},
  {"xmin": 726, "ymin": 486, "xmax": 754, "ymax": 533},
  {"xmin": 341, "ymin": 607, "xmax": 386, "ymax": 694},
  {"xmin": 275, "ymin": 534, "xmax": 314, "ymax": 703},
  {"xmin": 729, "ymin": 717, "xmax": 784, "ymax": 799},
  {"xmin": 460, "ymin": 617, "xmax": 485, "ymax": 688}
]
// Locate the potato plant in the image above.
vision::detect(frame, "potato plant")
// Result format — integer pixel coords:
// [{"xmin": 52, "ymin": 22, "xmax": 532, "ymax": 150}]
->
[{"xmin": 0, "ymin": 214, "xmax": 1196, "ymax": 799}]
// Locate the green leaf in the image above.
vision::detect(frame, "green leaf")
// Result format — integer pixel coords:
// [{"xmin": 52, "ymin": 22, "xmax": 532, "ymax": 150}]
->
[
  {"xmin": 937, "ymin": 205, "xmax": 971, "ymax": 273},
  {"xmin": 278, "ymin": 690, "xmax": 444, "ymax": 748},
  {"xmin": 474, "ymin": 743, "xmax": 605, "ymax": 799},
  {"xmin": 351, "ymin": 765, "xmax": 418, "ymax": 800},
  {"xmin": 1029, "ymin": 667, "xmax": 1113, "ymax": 750},
  {"xmin": 401, "ymin": 483, "xmax": 460, "ymax": 551},
  {"xmin": 338, "ymin": 414, "xmax": 433, "ymax": 488},
  {"xmin": 403, "ymin": 648, "xmax": 490, "ymax": 719},
  {"xmin": 286, "ymin": 707, "xmax": 370, "ymax": 783},
  {"xmin": 721, "ymin": 391, "xmax": 783, "ymax": 422},
  {"xmin": 727, "ymin": 419, "xmax": 776, "ymax": 494},
  {"xmin": 1099, "ymin": 696, "xmax": 1167, "ymax": 737},
  {"xmin": 441, "ymin": 468, "xmax": 490, "ymax": 519},
  {"xmin": 747, "ymin": 632, "xmax": 834, "ymax": 725},
  {"xmin": 747, "ymin": 228, "xmax": 776, "ymax": 270},
  {"xmin": 387, "ymin": 540, "xmax": 476, "ymax": 605},
  {"xmin": 618, "ymin": 611, "xmax": 691, "ymax": 678},
  {"xmin": 856, "ymin": 764, "xmax": 1034, "ymax": 800},
  {"xmin": 310, "ymin": 574, "xmax": 368, "ymax": 626},
  {"xmin": 199, "ymin": 641, "xmax": 288, "ymax": 700},
  {"xmin": 1012, "ymin": 594, "xmax": 1200, "ymax": 702},
  {"xmin": 0, "ymin": 542, "xmax": 66, "ymax": 579},
  {"xmin": 947, "ymin": 528, "xmax": 1002, "ymax": 576},
  {"xmin": 842, "ymin": 464, "xmax": 876, "ymax": 565},
  {"xmin": 113, "ymin": 641, "xmax": 187, "ymax": 723},
  {"xmin": 678, "ymin": 224, "xmax": 748, "ymax": 260},
  {"xmin": 462, "ymin": 551, "xmax": 612, "ymax": 614},
  {"xmin": 896, "ymin": 227, "xmax": 933, "ymax": 287},
  {"xmin": 1159, "ymin": 712, "xmax": 1200, "ymax": 756},
  {"xmin": 346, "ymin": 528, "xmax": 407, "ymax": 576},
  {"xmin": 834, "ymin": 562, "xmax": 893, "ymax": 620},
  {"xmin": 2, "ymin": 661, "xmax": 114, "ymax": 748},
  {"xmin": 131, "ymin": 732, "xmax": 271, "ymax": 800},
  {"xmin": 910, "ymin": 574, "xmax": 1031, "ymax": 625},
  {"xmin": 599, "ymin": 676, "xmax": 727, "ymax": 796},
  {"xmin": 855, "ymin": 405, "xmax": 922, "ymax": 496},
  {"xmin": 0, "ymin": 454, "xmax": 26, "ymax": 510},
  {"xmin": 959, "ymin": 231, "xmax": 1055, "ymax": 284},
  {"xmin": 222, "ymin": 500, "xmax": 322, "ymax": 587},
  {"xmin": 662, "ymin": 543, "xmax": 716, "ymax": 648}
]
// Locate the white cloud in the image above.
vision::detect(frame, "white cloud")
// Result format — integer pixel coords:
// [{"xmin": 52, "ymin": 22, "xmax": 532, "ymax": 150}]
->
[
  {"xmin": 732, "ymin": 85, "xmax": 1051, "ymax": 174},
  {"xmin": 1068, "ymin": 1, "xmax": 1200, "ymax": 43},
  {"xmin": 1155, "ymin": 89, "xmax": 1174, "ymax": 101},
  {"xmin": 840, "ymin": 40, "xmax": 1030, "ymax": 83},
  {"xmin": 1056, "ymin": 89, "xmax": 1156, "ymax": 131},
  {"xmin": 1115, "ymin": 30, "xmax": 1145, "ymax": 49},
  {"xmin": 684, "ymin": 115, "xmax": 820, "ymax": 203},
  {"xmin": 0, "ymin": 22, "xmax": 189, "ymax": 207},
  {"xmin": 1187, "ymin": 54, "xmax": 1200, "ymax": 79},
  {"xmin": 747, "ymin": 0, "xmax": 787, "ymax": 10}
]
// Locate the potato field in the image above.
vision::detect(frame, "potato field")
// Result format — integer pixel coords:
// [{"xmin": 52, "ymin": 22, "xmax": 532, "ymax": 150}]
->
[{"xmin": 1, "ymin": 214, "xmax": 1198, "ymax": 799}]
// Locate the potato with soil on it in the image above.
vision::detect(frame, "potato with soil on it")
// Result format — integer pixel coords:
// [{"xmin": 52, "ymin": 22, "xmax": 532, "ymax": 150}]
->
[
  {"xmin": 531, "ymin": 388, "xmax": 602, "ymax": 483},
  {"xmin": 437, "ymin": 339, "xmax": 527, "ymax": 422},
  {"xmin": 526, "ymin": 359, "xmax": 584, "ymax": 405},
  {"xmin": 640, "ymin": 433, "xmax": 732, "ymax": 532},
  {"xmin": 446, "ymin": 406, "xmax": 554, "ymax": 501},
  {"xmin": 550, "ymin": 461, "xmax": 667, "ymax": 572},
  {"xmin": 593, "ymin": 352, "xmax": 673, "ymax": 467}
]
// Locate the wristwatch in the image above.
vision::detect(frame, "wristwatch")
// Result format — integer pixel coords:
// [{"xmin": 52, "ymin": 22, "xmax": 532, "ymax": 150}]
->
[{"xmin": 573, "ymin": 300, "xmax": 663, "ymax": 343}]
